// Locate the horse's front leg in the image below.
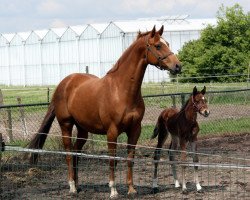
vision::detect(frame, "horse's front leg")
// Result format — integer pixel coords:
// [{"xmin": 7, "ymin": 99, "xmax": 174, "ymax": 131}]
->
[
  {"xmin": 169, "ymin": 136, "xmax": 180, "ymax": 188},
  {"xmin": 126, "ymin": 124, "xmax": 141, "ymax": 195},
  {"xmin": 191, "ymin": 138, "xmax": 202, "ymax": 192},
  {"xmin": 180, "ymin": 139, "xmax": 188, "ymax": 193},
  {"xmin": 107, "ymin": 127, "xmax": 119, "ymax": 199}
]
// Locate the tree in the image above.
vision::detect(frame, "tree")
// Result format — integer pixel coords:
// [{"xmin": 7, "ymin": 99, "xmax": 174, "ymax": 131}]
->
[{"xmin": 177, "ymin": 4, "xmax": 250, "ymax": 83}]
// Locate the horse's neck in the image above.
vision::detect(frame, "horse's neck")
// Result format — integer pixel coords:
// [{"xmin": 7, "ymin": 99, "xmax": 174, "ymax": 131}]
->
[{"xmin": 107, "ymin": 42, "xmax": 147, "ymax": 97}]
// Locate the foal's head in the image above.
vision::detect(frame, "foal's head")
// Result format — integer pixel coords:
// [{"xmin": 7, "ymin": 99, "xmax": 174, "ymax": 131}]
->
[
  {"xmin": 142, "ymin": 26, "xmax": 182, "ymax": 75},
  {"xmin": 192, "ymin": 86, "xmax": 210, "ymax": 117}
]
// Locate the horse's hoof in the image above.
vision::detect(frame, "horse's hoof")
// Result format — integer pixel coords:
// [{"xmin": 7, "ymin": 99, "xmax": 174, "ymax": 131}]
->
[
  {"xmin": 182, "ymin": 189, "xmax": 189, "ymax": 195},
  {"xmin": 109, "ymin": 194, "xmax": 119, "ymax": 199},
  {"xmin": 128, "ymin": 188, "xmax": 137, "ymax": 196},
  {"xmin": 197, "ymin": 188, "xmax": 204, "ymax": 193},
  {"xmin": 151, "ymin": 187, "xmax": 159, "ymax": 194}
]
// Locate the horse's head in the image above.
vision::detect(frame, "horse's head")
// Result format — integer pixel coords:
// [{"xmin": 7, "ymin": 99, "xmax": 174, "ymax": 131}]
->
[
  {"xmin": 192, "ymin": 86, "xmax": 210, "ymax": 117},
  {"xmin": 145, "ymin": 25, "xmax": 182, "ymax": 75}
]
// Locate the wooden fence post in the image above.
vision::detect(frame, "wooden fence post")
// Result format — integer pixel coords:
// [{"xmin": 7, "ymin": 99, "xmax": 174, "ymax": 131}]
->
[
  {"xmin": 0, "ymin": 89, "xmax": 13, "ymax": 142},
  {"xmin": 171, "ymin": 95, "xmax": 176, "ymax": 108},
  {"xmin": 181, "ymin": 94, "xmax": 186, "ymax": 107},
  {"xmin": 17, "ymin": 96, "xmax": 28, "ymax": 137}
]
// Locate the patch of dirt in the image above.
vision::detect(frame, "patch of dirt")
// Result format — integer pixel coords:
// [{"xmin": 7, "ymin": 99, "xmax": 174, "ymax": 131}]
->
[{"xmin": 1, "ymin": 133, "xmax": 250, "ymax": 199}]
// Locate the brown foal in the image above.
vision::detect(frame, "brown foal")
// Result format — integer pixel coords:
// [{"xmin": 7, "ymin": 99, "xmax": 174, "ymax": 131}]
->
[{"xmin": 152, "ymin": 86, "xmax": 209, "ymax": 193}]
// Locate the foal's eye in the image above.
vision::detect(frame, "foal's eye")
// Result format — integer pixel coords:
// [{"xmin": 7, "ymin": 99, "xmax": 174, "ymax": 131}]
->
[{"xmin": 155, "ymin": 44, "xmax": 161, "ymax": 50}]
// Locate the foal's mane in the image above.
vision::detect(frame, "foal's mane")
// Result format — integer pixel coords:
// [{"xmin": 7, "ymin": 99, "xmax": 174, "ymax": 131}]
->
[
  {"xmin": 180, "ymin": 94, "xmax": 192, "ymax": 112},
  {"xmin": 107, "ymin": 30, "xmax": 151, "ymax": 74}
]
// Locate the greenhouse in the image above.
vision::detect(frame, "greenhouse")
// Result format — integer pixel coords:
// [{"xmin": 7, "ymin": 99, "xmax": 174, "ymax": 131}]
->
[{"xmin": 0, "ymin": 16, "xmax": 216, "ymax": 86}]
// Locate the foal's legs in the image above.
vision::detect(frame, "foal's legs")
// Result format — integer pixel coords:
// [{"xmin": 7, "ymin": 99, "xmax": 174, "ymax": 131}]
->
[
  {"xmin": 191, "ymin": 140, "xmax": 202, "ymax": 191},
  {"xmin": 179, "ymin": 139, "xmax": 188, "ymax": 193},
  {"xmin": 169, "ymin": 136, "xmax": 180, "ymax": 188},
  {"xmin": 152, "ymin": 130, "xmax": 168, "ymax": 189}
]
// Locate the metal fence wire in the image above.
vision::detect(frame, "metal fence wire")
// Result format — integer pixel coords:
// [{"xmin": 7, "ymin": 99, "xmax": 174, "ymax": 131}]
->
[{"xmin": 0, "ymin": 89, "xmax": 250, "ymax": 199}]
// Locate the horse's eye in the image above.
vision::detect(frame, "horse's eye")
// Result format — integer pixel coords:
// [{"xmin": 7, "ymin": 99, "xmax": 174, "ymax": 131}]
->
[{"xmin": 155, "ymin": 44, "xmax": 161, "ymax": 50}]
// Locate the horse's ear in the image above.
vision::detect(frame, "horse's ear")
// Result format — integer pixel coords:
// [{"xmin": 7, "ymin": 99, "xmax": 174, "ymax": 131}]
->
[
  {"xmin": 201, "ymin": 86, "xmax": 206, "ymax": 95},
  {"xmin": 150, "ymin": 26, "xmax": 156, "ymax": 38},
  {"xmin": 193, "ymin": 86, "xmax": 198, "ymax": 96},
  {"xmin": 158, "ymin": 25, "xmax": 164, "ymax": 36}
]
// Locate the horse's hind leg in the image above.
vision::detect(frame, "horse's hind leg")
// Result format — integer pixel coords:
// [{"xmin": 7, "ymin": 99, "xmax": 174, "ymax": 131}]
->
[
  {"xmin": 152, "ymin": 130, "xmax": 168, "ymax": 190},
  {"xmin": 180, "ymin": 139, "xmax": 188, "ymax": 193},
  {"xmin": 72, "ymin": 126, "xmax": 88, "ymax": 189},
  {"xmin": 169, "ymin": 136, "xmax": 180, "ymax": 188},
  {"xmin": 60, "ymin": 121, "xmax": 77, "ymax": 193},
  {"xmin": 107, "ymin": 126, "xmax": 119, "ymax": 198}
]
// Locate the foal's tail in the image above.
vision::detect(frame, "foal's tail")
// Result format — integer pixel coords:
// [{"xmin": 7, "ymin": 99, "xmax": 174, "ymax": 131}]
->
[
  {"xmin": 151, "ymin": 115, "xmax": 166, "ymax": 139},
  {"xmin": 28, "ymin": 100, "xmax": 55, "ymax": 164}
]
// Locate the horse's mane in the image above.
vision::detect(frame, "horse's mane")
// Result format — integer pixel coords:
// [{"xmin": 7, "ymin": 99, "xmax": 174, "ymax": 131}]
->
[
  {"xmin": 107, "ymin": 30, "xmax": 151, "ymax": 74},
  {"xmin": 180, "ymin": 94, "xmax": 192, "ymax": 112},
  {"xmin": 136, "ymin": 30, "xmax": 151, "ymax": 39}
]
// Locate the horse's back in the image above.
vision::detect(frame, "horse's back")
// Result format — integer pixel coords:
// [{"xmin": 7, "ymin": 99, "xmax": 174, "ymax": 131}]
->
[{"xmin": 161, "ymin": 107, "xmax": 179, "ymax": 120}]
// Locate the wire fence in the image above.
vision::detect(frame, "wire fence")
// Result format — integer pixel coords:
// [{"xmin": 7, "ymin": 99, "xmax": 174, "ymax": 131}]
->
[
  {"xmin": 1, "ymin": 141, "xmax": 250, "ymax": 199},
  {"xmin": 0, "ymin": 89, "xmax": 250, "ymax": 199}
]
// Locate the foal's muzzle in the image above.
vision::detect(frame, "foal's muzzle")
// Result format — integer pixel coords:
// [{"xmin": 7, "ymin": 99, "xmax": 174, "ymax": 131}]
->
[{"xmin": 202, "ymin": 110, "xmax": 210, "ymax": 117}]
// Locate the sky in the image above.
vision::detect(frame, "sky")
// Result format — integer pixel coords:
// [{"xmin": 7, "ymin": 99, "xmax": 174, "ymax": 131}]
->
[{"xmin": 0, "ymin": 0, "xmax": 249, "ymax": 33}]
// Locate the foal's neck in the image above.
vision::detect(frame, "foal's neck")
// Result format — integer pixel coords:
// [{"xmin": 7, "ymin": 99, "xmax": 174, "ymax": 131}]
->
[{"xmin": 184, "ymin": 99, "xmax": 197, "ymax": 122}]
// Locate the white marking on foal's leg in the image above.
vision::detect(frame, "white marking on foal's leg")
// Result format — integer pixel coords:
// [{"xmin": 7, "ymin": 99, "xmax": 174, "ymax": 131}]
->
[
  {"xmin": 194, "ymin": 170, "xmax": 202, "ymax": 191},
  {"xmin": 109, "ymin": 181, "xmax": 118, "ymax": 198},
  {"xmin": 68, "ymin": 180, "xmax": 77, "ymax": 193},
  {"xmin": 181, "ymin": 167, "xmax": 187, "ymax": 191},
  {"xmin": 153, "ymin": 178, "xmax": 158, "ymax": 188},
  {"xmin": 174, "ymin": 179, "xmax": 180, "ymax": 188}
]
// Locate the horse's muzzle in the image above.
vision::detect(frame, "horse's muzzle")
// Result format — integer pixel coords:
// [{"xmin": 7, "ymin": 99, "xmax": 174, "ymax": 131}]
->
[
  {"xmin": 170, "ymin": 64, "xmax": 182, "ymax": 75},
  {"xmin": 175, "ymin": 64, "xmax": 182, "ymax": 74}
]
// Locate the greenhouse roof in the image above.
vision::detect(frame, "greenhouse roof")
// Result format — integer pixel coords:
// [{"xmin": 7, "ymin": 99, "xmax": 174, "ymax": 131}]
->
[{"xmin": 0, "ymin": 16, "xmax": 217, "ymax": 43}]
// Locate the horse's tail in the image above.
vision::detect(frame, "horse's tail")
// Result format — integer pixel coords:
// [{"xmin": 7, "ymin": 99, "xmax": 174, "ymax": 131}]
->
[
  {"xmin": 151, "ymin": 115, "xmax": 166, "ymax": 139},
  {"xmin": 28, "ymin": 100, "xmax": 55, "ymax": 164}
]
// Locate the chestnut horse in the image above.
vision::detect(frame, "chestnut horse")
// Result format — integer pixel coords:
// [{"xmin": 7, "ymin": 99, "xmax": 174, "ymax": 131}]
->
[
  {"xmin": 151, "ymin": 86, "xmax": 209, "ymax": 193},
  {"xmin": 28, "ymin": 26, "xmax": 182, "ymax": 198}
]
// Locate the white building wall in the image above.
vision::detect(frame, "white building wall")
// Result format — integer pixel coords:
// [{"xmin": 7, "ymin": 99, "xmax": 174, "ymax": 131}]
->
[
  {"xmin": 41, "ymin": 31, "xmax": 60, "ymax": 85},
  {"xmin": 79, "ymin": 25, "xmax": 100, "ymax": 76},
  {"xmin": 60, "ymin": 28, "xmax": 78, "ymax": 79},
  {"xmin": 0, "ymin": 36, "xmax": 9, "ymax": 85},
  {"xmin": 100, "ymin": 23, "xmax": 123, "ymax": 76},
  {"xmin": 9, "ymin": 34, "xmax": 24, "ymax": 86},
  {"xmin": 25, "ymin": 32, "xmax": 41, "ymax": 85},
  {"xmin": 0, "ymin": 18, "xmax": 216, "ymax": 86}
]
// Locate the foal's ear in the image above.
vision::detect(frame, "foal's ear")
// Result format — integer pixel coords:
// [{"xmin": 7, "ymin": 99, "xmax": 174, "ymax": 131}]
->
[
  {"xmin": 193, "ymin": 86, "xmax": 198, "ymax": 96},
  {"xmin": 201, "ymin": 86, "xmax": 206, "ymax": 95},
  {"xmin": 158, "ymin": 25, "xmax": 164, "ymax": 36},
  {"xmin": 150, "ymin": 26, "xmax": 156, "ymax": 38}
]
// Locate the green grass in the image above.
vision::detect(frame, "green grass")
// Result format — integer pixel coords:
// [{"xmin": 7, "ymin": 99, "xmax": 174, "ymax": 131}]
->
[
  {"xmin": 199, "ymin": 117, "xmax": 250, "ymax": 136},
  {"xmin": 0, "ymin": 82, "xmax": 249, "ymax": 105}
]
